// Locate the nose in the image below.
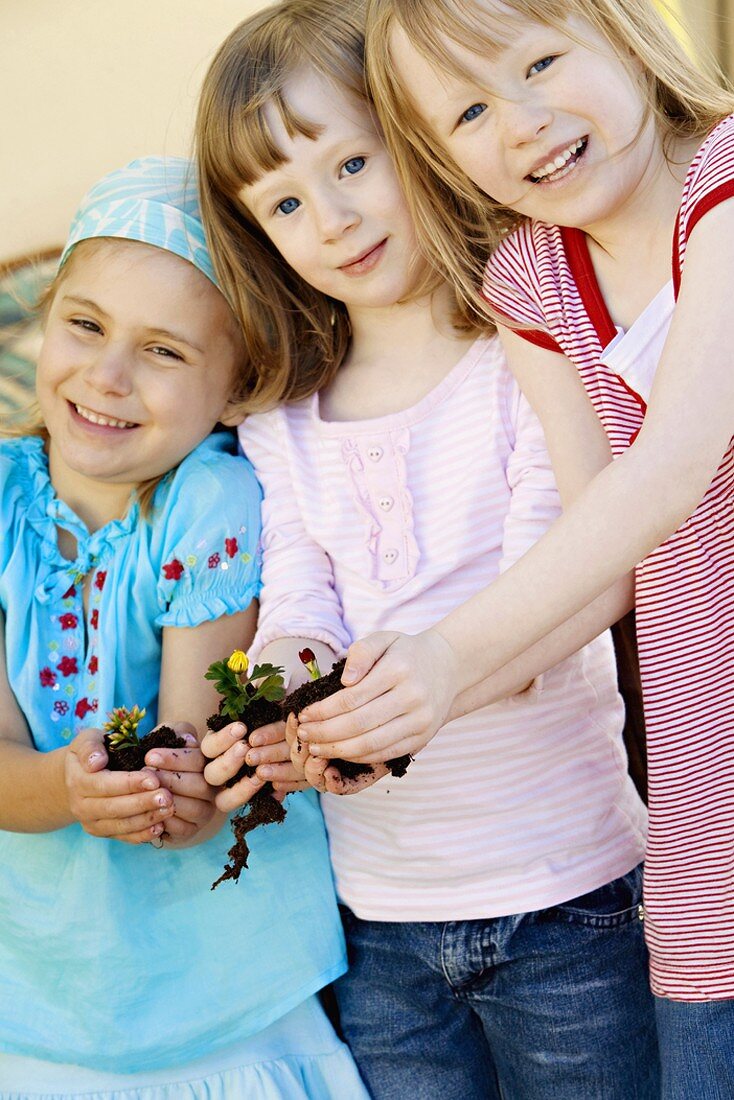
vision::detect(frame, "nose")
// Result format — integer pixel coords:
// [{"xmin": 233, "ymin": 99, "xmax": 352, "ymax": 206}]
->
[
  {"xmin": 498, "ymin": 96, "xmax": 552, "ymax": 148},
  {"xmin": 85, "ymin": 341, "xmax": 133, "ymax": 396},
  {"xmin": 314, "ymin": 185, "xmax": 361, "ymax": 243}
]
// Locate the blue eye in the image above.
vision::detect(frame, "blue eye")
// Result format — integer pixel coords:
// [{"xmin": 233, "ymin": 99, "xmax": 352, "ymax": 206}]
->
[
  {"xmin": 528, "ymin": 55, "xmax": 555, "ymax": 76},
  {"xmin": 342, "ymin": 157, "xmax": 365, "ymax": 176},
  {"xmin": 460, "ymin": 103, "xmax": 486, "ymax": 124},
  {"xmin": 276, "ymin": 196, "xmax": 300, "ymax": 216}
]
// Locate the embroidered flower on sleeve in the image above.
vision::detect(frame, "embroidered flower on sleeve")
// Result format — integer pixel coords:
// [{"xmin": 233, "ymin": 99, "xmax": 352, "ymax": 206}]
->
[
  {"xmin": 208, "ymin": 553, "xmax": 221, "ymax": 569},
  {"xmin": 90, "ymin": 609, "xmax": 99, "ymax": 630},
  {"xmin": 162, "ymin": 558, "xmax": 185, "ymax": 581},
  {"xmin": 88, "ymin": 656, "xmax": 98, "ymax": 675},
  {"xmin": 59, "ymin": 613, "xmax": 78, "ymax": 631},
  {"xmin": 225, "ymin": 537, "xmax": 238, "ymax": 559},
  {"xmin": 57, "ymin": 656, "xmax": 79, "ymax": 677},
  {"xmin": 39, "ymin": 667, "xmax": 57, "ymax": 688},
  {"xmin": 75, "ymin": 697, "xmax": 93, "ymax": 720},
  {"xmin": 62, "ymin": 585, "xmax": 77, "ymax": 600},
  {"xmin": 53, "ymin": 700, "xmax": 69, "ymax": 716}
]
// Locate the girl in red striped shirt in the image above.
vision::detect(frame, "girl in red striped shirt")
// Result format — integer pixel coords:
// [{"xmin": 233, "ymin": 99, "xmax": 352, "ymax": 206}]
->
[{"xmin": 293, "ymin": 1, "xmax": 734, "ymax": 1091}]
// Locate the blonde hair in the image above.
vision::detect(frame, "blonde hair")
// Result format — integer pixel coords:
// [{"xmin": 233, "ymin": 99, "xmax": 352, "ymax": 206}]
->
[
  {"xmin": 196, "ymin": 0, "xmax": 473, "ymax": 413},
  {"xmin": 365, "ymin": 0, "xmax": 734, "ymax": 322}
]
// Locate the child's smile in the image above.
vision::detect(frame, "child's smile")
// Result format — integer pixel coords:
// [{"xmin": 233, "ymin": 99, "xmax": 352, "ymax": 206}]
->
[
  {"xmin": 69, "ymin": 401, "xmax": 138, "ymax": 432},
  {"xmin": 389, "ymin": 13, "xmax": 665, "ymax": 242},
  {"xmin": 37, "ymin": 239, "xmax": 241, "ymax": 527}
]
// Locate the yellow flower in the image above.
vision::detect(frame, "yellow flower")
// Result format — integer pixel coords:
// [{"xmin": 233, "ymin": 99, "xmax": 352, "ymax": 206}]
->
[{"xmin": 227, "ymin": 650, "xmax": 249, "ymax": 674}]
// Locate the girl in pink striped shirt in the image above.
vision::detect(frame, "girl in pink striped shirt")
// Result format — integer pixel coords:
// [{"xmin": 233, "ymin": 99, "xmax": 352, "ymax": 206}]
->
[
  {"xmin": 195, "ymin": 2, "xmax": 658, "ymax": 1096},
  {"xmin": 299, "ymin": 0, "xmax": 734, "ymax": 1092}
]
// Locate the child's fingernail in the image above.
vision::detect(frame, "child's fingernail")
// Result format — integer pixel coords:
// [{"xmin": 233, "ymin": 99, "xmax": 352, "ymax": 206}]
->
[
  {"xmin": 309, "ymin": 747, "xmax": 323, "ymax": 758},
  {"xmin": 141, "ymin": 776, "xmax": 158, "ymax": 790},
  {"xmin": 147, "ymin": 753, "xmax": 162, "ymax": 766},
  {"xmin": 235, "ymin": 742, "xmax": 249, "ymax": 757},
  {"xmin": 87, "ymin": 751, "xmax": 104, "ymax": 767},
  {"xmin": 248, "ymin": 733, "xmax": 262, "ymax": 747},
  {"xmin": 247, "ymin": 750, "xmax": 261, "ymax": 764},
  {"xmin": 258, "ymin": 765, "xmax": 273, "ymax": 779},
  {"xmin": 155, "ymin": 793, "xmax": 171, "ymax": 807},
  {"xmin": 151, "ymin": 824, "xmax": 164, "ymax": 836},
  {"xmin": 342, "ymin": 666, "xmax": 359, "ymax": 684}
]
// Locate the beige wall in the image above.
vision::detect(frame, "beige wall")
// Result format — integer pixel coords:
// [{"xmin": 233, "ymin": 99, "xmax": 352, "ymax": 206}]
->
[
  {"xmin": 0, "ymin": 0, "xmax": 730, "ymax": 262},
  {"xmin": 1, "ymin": 1, "xmax": 264, "ymax": 261}
]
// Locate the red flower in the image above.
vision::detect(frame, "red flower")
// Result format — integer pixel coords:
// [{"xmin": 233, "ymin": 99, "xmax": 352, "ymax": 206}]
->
[
  {"xmin": 75, "ymin": 697, "xmax": 93, "ymax": 720},
  {"xmin": 54, "ymin": 700, "xmax": 69, "ymax": 716},
  {"xmin": 39, "ymin": 667, "xmax": 57, "ymax": 687},
  {"xmin": 299, "ymin": 648, "xmax": 316, "ymax": 665},
  {"xmin": 88, "ymin": 655, "xmax": 98, "ymax": 675},
  {"xmin": 225, "ymin": 537, "xmax": 238, "ymax": 559},
  {"xmin": 59, "ymin": 613, "xmax": 78, "ymax": 631},
  {"xmin": 162, "ymin": 558, "xmax": 184, "ymax": 581},
  {"xmin": 90, "ymin": 610, "xmax": 99, "ymax": 630},
  {"xmin": 62, "ymin": 585, "xmax": 77, "ymax": 600},
  {"xmin": 94, "ymin": 571, "xmax": 107, "ymax": 591},
  {"xmin": 208, "ymin": 553, "xmax": 221, "ymax": 569},
  {"xmin": 57, "ymin": 656, "xmax": 79, "ymax": 677}
]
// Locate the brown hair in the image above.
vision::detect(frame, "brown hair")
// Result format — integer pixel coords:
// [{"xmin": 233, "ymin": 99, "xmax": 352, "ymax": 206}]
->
[
  {"xmin": 365, "ymin": 0, "xmax": 734, "ymax": 322},
  {"xmin": 196, "ymin": 0, "xmax": 472, "ymax": 413}
]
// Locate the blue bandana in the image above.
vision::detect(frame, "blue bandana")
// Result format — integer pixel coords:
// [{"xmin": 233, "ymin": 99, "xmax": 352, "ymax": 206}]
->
[{"xmin": 59, "ymin": 156, "xmax": 219, "ymax": 289}]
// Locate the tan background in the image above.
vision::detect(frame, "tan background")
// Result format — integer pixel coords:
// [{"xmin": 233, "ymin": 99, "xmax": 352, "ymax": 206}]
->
[
  {"xmin": 0, "ymin": 0, "xmax": 730, "ymax": 261},
  {"xmin": 0, "ymin": 1, "xmax": 263, "ymax": 260}
]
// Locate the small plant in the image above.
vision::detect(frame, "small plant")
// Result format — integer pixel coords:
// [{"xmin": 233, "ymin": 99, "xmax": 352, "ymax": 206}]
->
[
  {"xmin": 205, "ymin": 651, "xmax": 285, "ymax": 721},
  {"xmin": 103, "ymin": 705, "xmax": 185, "ymax": 773},
  {"xmin": 299, "ymin": 648, "xmax": 321, "ymax": 681},
  {"xmin": 103, "ymin": 705, "xmax": 146, "ymax": 750},
  {"xmin": 206, "ymin": 650, "xmax": 287, "ymax": 890}
]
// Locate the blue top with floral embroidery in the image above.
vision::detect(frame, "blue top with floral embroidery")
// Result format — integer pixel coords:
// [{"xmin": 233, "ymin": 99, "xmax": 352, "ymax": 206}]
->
[{"xmin": 0, "ymin": 432, "xmax": 347, "ymax": 1074}]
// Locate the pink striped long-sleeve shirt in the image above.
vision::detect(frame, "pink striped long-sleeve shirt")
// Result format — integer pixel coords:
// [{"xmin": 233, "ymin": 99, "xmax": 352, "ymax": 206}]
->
[{"xmin": 240, "ymin": 336, "xmax": 646, "ymax": 920}]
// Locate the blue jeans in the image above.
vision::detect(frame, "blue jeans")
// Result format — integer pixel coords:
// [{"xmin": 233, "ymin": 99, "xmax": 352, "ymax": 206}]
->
[
  {"xmin": 335, "ymin": 865, "xmax": 659, "ymax": 1099},
  {"xmin": 656, "ymin": 996, "xmax": 734, "ymax": 1099}
]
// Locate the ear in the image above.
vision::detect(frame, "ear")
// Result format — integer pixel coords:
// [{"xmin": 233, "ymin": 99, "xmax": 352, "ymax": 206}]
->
[{"xmin": 219, "ymin": 401, "xmax": 245, "ymax": 428}]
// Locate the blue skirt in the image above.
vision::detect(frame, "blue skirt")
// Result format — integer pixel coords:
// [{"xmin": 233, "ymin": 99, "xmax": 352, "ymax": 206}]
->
[{"xmin": 0, "ymin": 996, "xmax": 369, "ymax": 1099}]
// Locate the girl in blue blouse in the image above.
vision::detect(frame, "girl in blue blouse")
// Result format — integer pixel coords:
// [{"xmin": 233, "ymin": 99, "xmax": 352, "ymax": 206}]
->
[{"xmin": 0, "ymin": 158, "xmax": 367, "ymax": 1099}]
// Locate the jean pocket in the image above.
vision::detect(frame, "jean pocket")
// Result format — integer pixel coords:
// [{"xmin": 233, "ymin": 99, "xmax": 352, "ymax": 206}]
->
[{"xmin": 541, "ymin": 863, "xmax": 645, "ymax": 929}]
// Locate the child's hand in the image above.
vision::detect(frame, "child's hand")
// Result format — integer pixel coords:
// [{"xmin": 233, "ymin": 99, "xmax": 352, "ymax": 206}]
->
[
  {"xmin": 284, "ymin": 714, "xmax": 389, "ymax": 796},
  {"xmin": 201, "ymin": 719, "xmax": 309, "ymax": 813},
  {"xmin": 144, "ymin": 725, "xmax": 215, "ymax": 841},
  {"xmin": 296, "ymin": 629, "xmax": 458, "ymax": 763},
  {"xmin": 65, "ymin": 727, "xmax": 175, "ymax": 844}
]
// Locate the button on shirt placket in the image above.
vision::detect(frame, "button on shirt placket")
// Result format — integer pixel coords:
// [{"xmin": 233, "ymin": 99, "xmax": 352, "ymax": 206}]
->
[{"xmin": 364, "ymin": 433, "xmax": 412, "ymax": 584}]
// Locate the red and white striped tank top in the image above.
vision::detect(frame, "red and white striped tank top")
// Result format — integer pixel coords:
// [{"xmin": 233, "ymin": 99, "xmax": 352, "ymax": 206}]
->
[{"xmin": 483, "ymin": 114, "xmax": 734, "ymax": 1001}]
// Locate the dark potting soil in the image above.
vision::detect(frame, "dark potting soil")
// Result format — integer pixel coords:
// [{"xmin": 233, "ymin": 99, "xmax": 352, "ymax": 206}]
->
[
  {"xmin": 282, "ymin": 659, "xmax": 413, "ymax": 780},
  {"xmin": 210, "ymin": 658, "xmax": 412, "ymax": 888},
  {"xmin": 207, "ymin": 696, "xmax": 285, "ymax": 890},
  {"xmin": 104, "ymin": 725, "xmax": 187, "ymax": 772}
]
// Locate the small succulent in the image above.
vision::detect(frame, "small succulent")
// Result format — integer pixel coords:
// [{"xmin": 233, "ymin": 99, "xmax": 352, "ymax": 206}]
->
[
  {"xmin": 103, "ymin": 705, "xmax": 146, "ymax": 751},
  {"xmin": 205, "ymin": 650, "xmax": 286, "ymax": 721}
]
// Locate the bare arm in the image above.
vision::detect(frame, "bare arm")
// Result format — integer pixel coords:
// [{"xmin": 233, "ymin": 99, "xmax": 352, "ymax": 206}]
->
[
  {"xmin": 0, "ymin": 612, "xmax": 171, "ymax": 838},
  {"xmin": 296, "ymin": 338, "xmax": 637, "ymax": 759},
  {"xmin": 151, "ymin": 602, "xmax": 259, "ymax": 847}
]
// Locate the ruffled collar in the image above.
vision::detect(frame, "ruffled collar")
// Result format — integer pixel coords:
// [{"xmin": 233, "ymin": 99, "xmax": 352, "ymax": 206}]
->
[{"xmin": 18, "ymin": 438, "xmax": 140, "ymax": 604}]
